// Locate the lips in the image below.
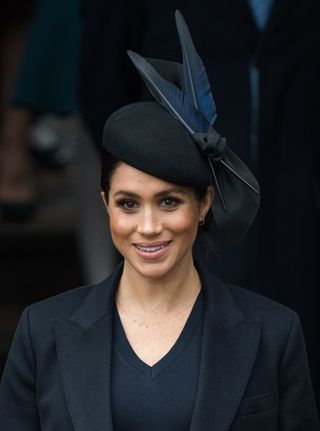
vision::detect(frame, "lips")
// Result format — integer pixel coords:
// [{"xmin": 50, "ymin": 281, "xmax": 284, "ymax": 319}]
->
[{"xmin": 133, "ymin": 241, "xmax": 171, "ymax": 259}]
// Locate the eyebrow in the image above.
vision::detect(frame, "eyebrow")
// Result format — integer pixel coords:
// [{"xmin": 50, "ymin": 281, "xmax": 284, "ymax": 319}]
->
[{"xmin": 112, "ymin": 187, "xmax": 187, "ymax": 198}]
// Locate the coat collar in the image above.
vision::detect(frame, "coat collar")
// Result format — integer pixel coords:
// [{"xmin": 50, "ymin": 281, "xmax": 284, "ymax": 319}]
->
[
  {"xmin": 54, "ymin": 260, "xmax": 260, "ymax": 431},
  {"xmin": 235, "ymin": 0, "xmax": 295, "ymax": 44}
]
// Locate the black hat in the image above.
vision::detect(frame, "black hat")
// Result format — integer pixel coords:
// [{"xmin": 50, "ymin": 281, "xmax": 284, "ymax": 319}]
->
[{"xmin": 102, "ymin": 11, "xmax": 260, "ymax": 244}]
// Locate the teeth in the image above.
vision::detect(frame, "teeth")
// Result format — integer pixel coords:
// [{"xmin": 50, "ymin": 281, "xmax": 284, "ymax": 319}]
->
[{"xmin": 136, "ymin": 243, "xmax": 168, "ymax": 252}]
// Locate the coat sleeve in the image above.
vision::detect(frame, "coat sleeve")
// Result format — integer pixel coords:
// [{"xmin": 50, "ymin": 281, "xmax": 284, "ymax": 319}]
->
[
  {"xmin": 278, "ymin": 311, "xmax": 320, "ymax": 430},
  {"xmin": 0, "ymin": 307, "xmax": 41, "ymax": 430}
]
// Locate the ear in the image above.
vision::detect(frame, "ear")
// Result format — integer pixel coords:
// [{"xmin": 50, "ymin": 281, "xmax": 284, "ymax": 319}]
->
[
  {"xmin": 100, "ymin": 191, "xmax": 109, "ymax": 213},
  {"xmin": 199, "ymin": 186, "xmax": 214, "ymax": 219}
]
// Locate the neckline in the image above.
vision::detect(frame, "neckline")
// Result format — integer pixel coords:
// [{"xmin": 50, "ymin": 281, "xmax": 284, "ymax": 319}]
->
[{"xmin": 113, "ymin": 289, "xmax": 205, "ymax": 379}]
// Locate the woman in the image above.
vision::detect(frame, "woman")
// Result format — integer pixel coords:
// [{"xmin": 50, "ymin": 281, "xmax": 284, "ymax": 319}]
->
[{"xmin": 0, "ymin": 11, "xmax": 319, "ymax": 430}]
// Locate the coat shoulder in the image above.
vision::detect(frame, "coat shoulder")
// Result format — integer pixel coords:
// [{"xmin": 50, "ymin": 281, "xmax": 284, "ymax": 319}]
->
[
  {"xmin": 25, "ymin": 277, "xmax": 108, "ymax": 328},
  {"xmin": 226, "ymin": 283, "xmax": 297, "ymax": 332},
  {"xmin": 20, "ymin": 264, "xmax": 123, "ymax": 340}
]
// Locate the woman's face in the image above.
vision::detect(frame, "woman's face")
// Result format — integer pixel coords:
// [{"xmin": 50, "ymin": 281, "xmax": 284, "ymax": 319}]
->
[{"xmin": 101, "ymin": 162, "xmax": 212, "ymax": 280}]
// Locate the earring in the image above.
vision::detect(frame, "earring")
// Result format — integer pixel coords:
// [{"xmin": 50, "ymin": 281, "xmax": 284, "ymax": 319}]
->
[{"xmin": 199, "ymin": 217, "xmax": 205, "ymax": 226}]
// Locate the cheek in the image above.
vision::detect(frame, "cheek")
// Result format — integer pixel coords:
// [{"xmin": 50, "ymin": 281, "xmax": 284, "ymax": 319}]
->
[
  {"xmin": 166, "ymin": 208, "xmax": 199, "ymax": 237},
  {"xmin": 108, "ymin": 210, "xmax": 135, "ymax": 240}
]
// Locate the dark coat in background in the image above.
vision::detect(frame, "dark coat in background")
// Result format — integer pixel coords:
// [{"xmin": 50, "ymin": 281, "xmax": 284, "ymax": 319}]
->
[
  {"xmin": 79, "ymin": 0, "xmax": 320, "ymax": 405},
  {"xmin": 0, "ymin": 262, "xmax": 319, "ymax": 430}
]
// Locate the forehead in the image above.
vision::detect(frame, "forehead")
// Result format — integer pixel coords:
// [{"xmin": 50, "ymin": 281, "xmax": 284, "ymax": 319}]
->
[{"xmin": 109, "ymin": 162, "xmax": 192, "ymax": 196}]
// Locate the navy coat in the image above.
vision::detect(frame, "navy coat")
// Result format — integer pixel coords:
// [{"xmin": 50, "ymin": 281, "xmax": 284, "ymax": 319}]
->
[{"xmin": 0, "ymin": 261, "xmax": 319, "ymax": 430}]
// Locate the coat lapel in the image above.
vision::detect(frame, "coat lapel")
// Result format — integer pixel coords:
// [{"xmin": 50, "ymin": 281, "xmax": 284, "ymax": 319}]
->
[
  {"xmin": 53, "ymin": 264, "xmax": 123, "ymax": 431},
  {"xmin": 189, "ymin": 264, "xmax": 261, "ymax": 430}
]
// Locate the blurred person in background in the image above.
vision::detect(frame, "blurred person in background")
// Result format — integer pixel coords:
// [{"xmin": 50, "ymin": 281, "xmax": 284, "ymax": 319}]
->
[
  {"xmin": 79, "ymin": 0, "xmax": 320, "ymax": 407},
  {"xmin": 0, "ymin": 0, "xmax": 82, "ymax": 222},
  {"xmin": 0, "ymin": 0, "xmax": 116, "ymax": 309},
  {"xmin": 0, "ymin": 0, "xmax": 37, "ymax": 220},
  {"xmin": 0, "ymin": 0, "xmax": 88, "ymax": 378},
  {"xmin": 1, "ymin": 0, "xmax": 115, "ymax": 288}
]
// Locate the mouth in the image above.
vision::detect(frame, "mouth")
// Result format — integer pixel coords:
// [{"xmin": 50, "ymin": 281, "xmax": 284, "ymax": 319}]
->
[{"xmin": 133, "ymin": 241, "xmax": 172, "ymax": 259}]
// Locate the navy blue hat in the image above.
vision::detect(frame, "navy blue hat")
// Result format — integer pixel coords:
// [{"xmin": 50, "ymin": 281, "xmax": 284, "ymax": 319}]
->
[{"xmin": 102, "ymin": 11, "xmax": 260, "ymax": 244}]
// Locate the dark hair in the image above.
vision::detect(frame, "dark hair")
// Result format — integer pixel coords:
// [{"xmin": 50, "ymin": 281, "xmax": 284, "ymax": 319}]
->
[
  {"xmin": 100, "ymin": 147, "xmax": 122, "ymax": 197},
  {"xmin": 100, "ymin": 147, "xmax": 215, "ymax": 239}
]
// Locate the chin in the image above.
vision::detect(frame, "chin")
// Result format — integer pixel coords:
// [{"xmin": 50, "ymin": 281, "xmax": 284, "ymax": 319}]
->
[{"xmin": 130, "ymin": 259, "xmax": 175, "ymax": 280}]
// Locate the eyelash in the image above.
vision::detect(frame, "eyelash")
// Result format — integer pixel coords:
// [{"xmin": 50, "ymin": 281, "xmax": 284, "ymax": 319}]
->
[
  {"xmin": 115, "ymin": 197, "xmax": 182, "ymax": 211},
  {"xmin": 160, "ymin": 197, "xmax": 182, "ymax": 208},
  {"xmin": 116, "ymin": 199, "xmax": 138, "ymax": 210}
]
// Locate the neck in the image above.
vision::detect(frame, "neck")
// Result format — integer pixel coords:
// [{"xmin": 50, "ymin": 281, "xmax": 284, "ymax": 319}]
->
[{"xmin": 117, "ymin": 253, "xmax": 201, "ymax": 315}]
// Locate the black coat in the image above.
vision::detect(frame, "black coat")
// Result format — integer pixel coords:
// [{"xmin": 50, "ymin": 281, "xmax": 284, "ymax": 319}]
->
[
  {"xmin": 0, "ymin": 262, "xmax": 319, "ymax": 430},
  {"xmin": 79, "ymin": 0, "xmax": 320, "ymax": 400}
]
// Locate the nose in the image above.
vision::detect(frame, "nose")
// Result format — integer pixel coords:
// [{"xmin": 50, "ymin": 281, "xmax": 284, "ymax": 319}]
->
[{"xmin": 136, "ymin": 207, "xmax": 162, "ymax": 237}]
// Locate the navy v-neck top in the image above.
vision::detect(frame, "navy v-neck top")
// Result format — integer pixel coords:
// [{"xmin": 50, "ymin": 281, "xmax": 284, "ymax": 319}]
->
[{"xmin": 110, "ymin": 289, "xmax": 205, "ymax": 431}]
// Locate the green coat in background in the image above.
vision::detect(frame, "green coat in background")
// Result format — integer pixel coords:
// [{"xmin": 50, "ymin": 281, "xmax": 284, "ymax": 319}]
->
[{"xmin": 12, "ymin": 0, "xmax": 82, "ymax": 114}]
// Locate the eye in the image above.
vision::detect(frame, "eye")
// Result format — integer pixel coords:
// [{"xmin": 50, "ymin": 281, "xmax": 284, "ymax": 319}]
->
[
  {"xmin": 160, "ymin": 197, "xmax": 181, "ymax": 209},
  {"xmin": 116, "ymin": 199, "xmax": 139, "ymax": 211}
]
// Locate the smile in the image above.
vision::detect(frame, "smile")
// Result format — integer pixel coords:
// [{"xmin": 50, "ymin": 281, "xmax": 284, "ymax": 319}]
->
[
  {"xmin": 136, "ymin": 242, "xmax": 169, "ymax": 252},
  {"xmin": 134, "ymin": 241, "xmax": 171, "ymax": 259}
]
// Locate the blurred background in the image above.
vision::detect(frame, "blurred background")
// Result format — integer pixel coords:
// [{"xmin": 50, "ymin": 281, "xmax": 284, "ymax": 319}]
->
[{"xmin": 1, "ymin": 0, "xmax": 319, "ymax": 410}]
